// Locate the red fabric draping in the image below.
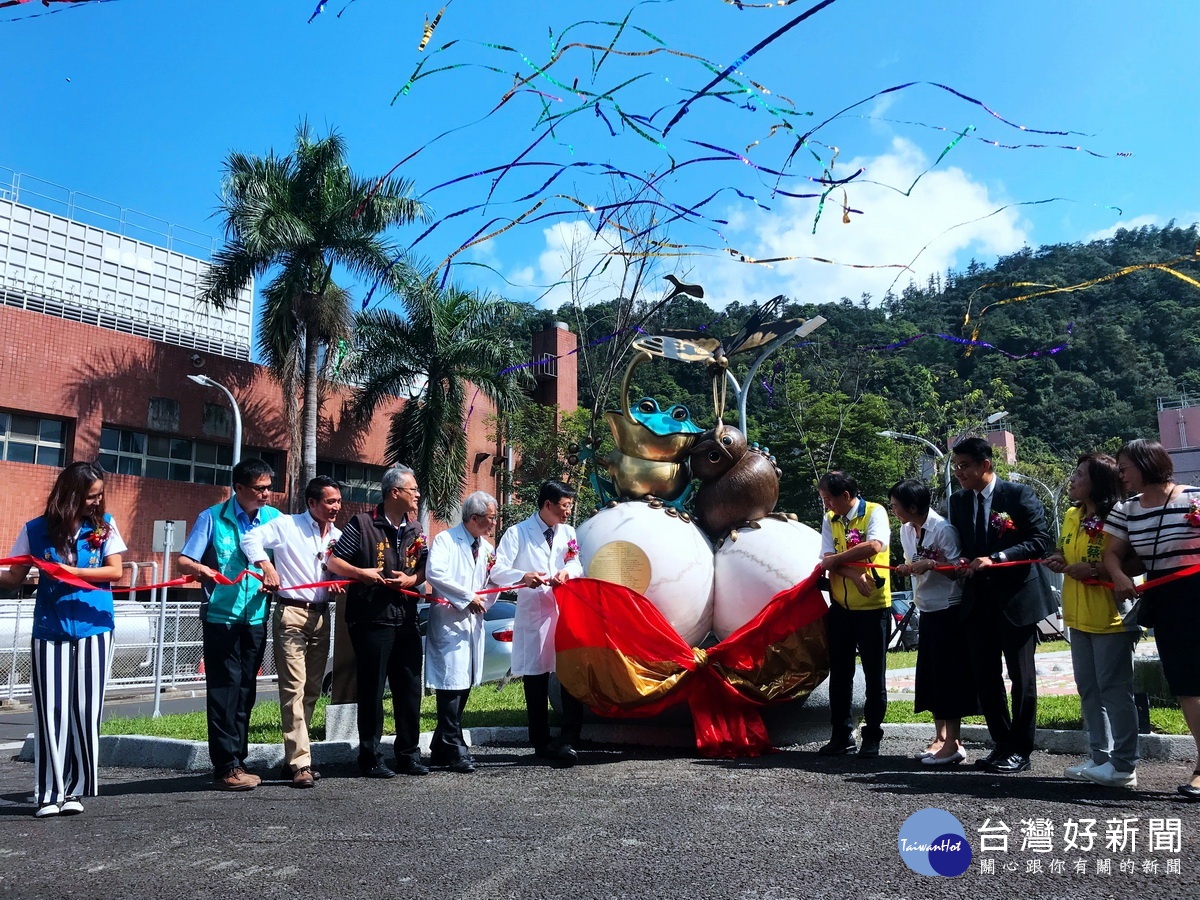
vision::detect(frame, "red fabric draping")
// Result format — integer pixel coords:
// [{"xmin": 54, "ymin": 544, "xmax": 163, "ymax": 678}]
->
[{"xmin": 553, "ymin": 567, "xmax": 830, "ymax": 758}]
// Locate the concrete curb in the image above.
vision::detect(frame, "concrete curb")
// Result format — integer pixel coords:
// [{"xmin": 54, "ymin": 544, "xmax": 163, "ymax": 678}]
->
[{"xmin": 16, "ymin": 721, "xmax": 1196, "ymax": 771}]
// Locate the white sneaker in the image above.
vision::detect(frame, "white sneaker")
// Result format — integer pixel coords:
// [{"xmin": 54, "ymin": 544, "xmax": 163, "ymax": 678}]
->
[
  {"xmin": 1064, "ymin": 759, "xmax": 1100, "ymax": 781},
  {"xmin": 34, "ymin": 803, "xmax": 60, "ymax": 819},
  {"xmin": 60, "ymin": 797, "xmax": 84, "ymax": 815},
  {"xmin": 1080, "ymin": 761, "xmax": 1137, "ymax": 788}
]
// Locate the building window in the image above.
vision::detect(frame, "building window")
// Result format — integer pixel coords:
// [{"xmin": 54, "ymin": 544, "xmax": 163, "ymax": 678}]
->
[
  {"xmin": 316, "ymin": 460, "xmax": 386, "ymax": 504},
  {"xmin": 0, "ymin": 412, "xmax": 67, "ymax": 467},
  {"xmin": 98, "ymin": 425, "xmax": 279, "ymax": 488}
]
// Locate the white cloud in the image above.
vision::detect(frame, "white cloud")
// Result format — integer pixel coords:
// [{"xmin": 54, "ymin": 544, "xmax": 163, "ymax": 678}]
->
[
  {"xmin": 512, "ymin": 138, "xmax": 1033, "ymax": 311},
  {"xmin": 701, "ymin": 137, "xmax": 1030, "ymax": 306},
  {"xmin": 1082, "ymin": 214, "xmax": 1161, "ymax": 243},
  {"xmin": 516, "ymin": 219, "xmax": 636, "ymax": 309}
]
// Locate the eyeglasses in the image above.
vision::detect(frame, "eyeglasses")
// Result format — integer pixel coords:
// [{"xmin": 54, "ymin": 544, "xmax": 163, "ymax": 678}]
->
[
  {"xmin": 242, "ymin": 484, "xmax": 273, "ymax": 495},
  {"xmin": 951, "ymin": 462, "xmax": 977, "ymax": 473}
]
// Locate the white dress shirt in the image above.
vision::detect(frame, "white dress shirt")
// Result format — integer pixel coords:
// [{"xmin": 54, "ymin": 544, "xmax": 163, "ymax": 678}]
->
[
  {"xmin": 899, "ymin": 509, "xmax": 963, "ymax": 612},
  {"xmin": 489, "ymin": 512, "xmax": 584, "ymax": 676},
  {"xmin": 240, "ymin": 511, "xmax": 341, "ymax": 604},
  {"xmin": 425, "ymin": 523, "xmax": 496, "ymax": 690}
]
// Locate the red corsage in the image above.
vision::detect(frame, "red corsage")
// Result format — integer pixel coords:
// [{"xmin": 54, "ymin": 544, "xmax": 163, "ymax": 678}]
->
[
  {"xmin": 990, "ymin": 511, "xmax": 1017, "ymax": 534},
  {"xmin": 486, "ymin": 551, "xmax": 497, "ymax": 575},
  {"xmin": 404, "ymin": 532, "xmax": 428, "ymax": 569},
  {"xmin": 914, "ymin": 544, "xmax": 940, "ymax": 563},
  {"xmin": 1185, "ymin": 498, "xmax": 1200, "ymax": 528},
  {"xmin": 564, "ymin": 538, "xmax": 580, "ymax": 562},
  {"xmin": 1080, "ymin": 515, "xmax": 1104, "ymax": 538},
  {"xmin": 84, "ymin": 523, "xmax": 109, "ymax": 549},
  {"xmin": 845, "ymin": 528, "xmax": 862, "ymax": 548}
]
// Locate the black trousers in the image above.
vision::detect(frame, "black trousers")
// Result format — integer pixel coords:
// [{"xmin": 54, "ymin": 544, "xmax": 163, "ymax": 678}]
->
[
  {"xmin": 523, "ymin": 672, "xmax": 583, "ymax": 749},
  {"xmin": 348, "ymin": 621, "xmax": 423, "ymax": 768},
  {"xmin": 967, "ymin": 606, "xmax": 1038, "ymax": 757},
  {"xmin": 431, "ymin": 689, "xmax": 471, "ymax": 762},
  {"xmin": 202, "ymin": 621, "xmax": 268, "ymax": 777},
  {"xmin": 825, "ymin": 602, "xmax": 889, "ymax": 739}
]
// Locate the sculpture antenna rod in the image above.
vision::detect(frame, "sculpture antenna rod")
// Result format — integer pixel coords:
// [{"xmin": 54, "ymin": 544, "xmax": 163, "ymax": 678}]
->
[{"xmin": 734, "ymin": 316, "xmax": 826, "ymax": 434}]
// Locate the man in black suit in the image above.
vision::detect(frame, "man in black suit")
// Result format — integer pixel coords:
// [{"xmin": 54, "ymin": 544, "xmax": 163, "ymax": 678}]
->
[{"xmin": 949, "ymin": 437, "xmax": 1056, "ymax": 774}]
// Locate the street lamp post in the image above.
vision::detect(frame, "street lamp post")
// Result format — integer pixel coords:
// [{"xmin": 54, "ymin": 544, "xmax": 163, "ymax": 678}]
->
[
  {"xmin": 878, "ymin": 430, "xmax": 951, "ymax": 507},
  {"xmin": 1008, "ymin": 471, "xmax": 1064, "ymax": 539},
  {"xmin": 187, "ymin": 374, "xmax": 242, "ymax": 468}
]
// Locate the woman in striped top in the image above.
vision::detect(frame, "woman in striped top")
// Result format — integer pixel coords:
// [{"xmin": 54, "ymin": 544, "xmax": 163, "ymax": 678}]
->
[{"xmin": 1102, "ymin": 439, "xmax": 1200, "ymax": 801}]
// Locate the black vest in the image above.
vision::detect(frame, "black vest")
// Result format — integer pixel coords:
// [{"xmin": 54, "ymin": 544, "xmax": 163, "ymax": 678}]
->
[{"xmin": 343, "ymin": 508, "xmax": 425, "ymax": 626}]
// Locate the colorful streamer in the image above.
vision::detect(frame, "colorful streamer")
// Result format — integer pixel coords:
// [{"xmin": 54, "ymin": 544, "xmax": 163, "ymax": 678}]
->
[
  {"xmin": 963, "ymin": 249, "xmax": 1200, "ymax": 341},
  {"xmin": 662, "ymin": 0, "xmax": 841, "ymax": 135}
]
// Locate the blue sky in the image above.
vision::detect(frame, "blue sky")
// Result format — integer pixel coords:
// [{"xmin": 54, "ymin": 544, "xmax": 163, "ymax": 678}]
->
[{"xmin": 2, "ymin": 0, "xmax": 1197, "ymax": 315}]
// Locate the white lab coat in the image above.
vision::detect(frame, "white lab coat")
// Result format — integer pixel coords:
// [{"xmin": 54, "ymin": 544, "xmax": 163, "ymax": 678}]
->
[
  {"xmin": 489, "ymin": 512, "xmax": 584, "ymax": 676},
  {"xmin": 424, "ymin": 524, "xmax": 495, "ymax": 690}
]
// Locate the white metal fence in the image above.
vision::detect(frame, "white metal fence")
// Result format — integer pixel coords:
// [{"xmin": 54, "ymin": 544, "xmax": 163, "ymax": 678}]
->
[
  {"xmin": 1, "ymin": 595, "xmax": 284, "ymax": 704},
  {"xmin": 1, "ymin": 600, "xmax": 283, "ymax": 705}
]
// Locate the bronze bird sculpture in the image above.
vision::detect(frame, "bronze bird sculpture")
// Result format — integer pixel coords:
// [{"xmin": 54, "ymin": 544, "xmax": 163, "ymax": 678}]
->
[{"xmin": 688, "ymin": 423, "xmax": 781, "ymax": 539}]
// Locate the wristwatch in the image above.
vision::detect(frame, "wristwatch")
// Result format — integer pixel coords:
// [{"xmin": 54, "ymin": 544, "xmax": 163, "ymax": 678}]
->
[{"xmin": 989, "ymin": 552, "xmax": 1007, "ymax": 563}]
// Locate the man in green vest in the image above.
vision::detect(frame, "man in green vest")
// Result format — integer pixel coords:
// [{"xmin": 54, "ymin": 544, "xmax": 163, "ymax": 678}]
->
[
  {"xmin": 817, "ymin": 471, "xmax": 892, "ymax": 758},
  {"xmin": 179, "ymin": 458, "xmax": 281, "ymax": 791}
]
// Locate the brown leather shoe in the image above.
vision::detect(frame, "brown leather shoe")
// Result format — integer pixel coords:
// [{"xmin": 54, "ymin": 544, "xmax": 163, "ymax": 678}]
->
[
  {"xmin": 292, "ymin": 766, "xmax": 315, "ymax": 788},
  {"xmin": 215, "ymin": 767, "xmax": 259, "ymax": 791}
]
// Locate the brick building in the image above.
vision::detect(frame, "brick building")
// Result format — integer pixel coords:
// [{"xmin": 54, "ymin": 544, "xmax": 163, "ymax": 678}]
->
[{"xmin": 0, "ymin": 174, "xmax": 577, "ymax": 585}]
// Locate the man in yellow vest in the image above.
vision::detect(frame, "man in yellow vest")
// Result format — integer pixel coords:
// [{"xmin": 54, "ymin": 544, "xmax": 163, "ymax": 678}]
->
[{"xmin": 817, "ymin": 471, "xmax": 892, "ymax": 757}]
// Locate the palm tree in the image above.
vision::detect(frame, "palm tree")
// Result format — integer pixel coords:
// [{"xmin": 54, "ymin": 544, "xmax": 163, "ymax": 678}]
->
[
  {"xmin": 349, "ymin": 270, "xmax": 533, "ymax": 521},
  {"xmin": 197, "ymin": 122, "xmax": 426, "ymax": 498}
]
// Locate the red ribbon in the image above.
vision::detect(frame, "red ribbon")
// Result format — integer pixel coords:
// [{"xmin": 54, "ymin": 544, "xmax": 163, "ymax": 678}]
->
[
  {"xmin": 0, "ymin": 555, "xmax": 523, "ymax": 598},
  {"xmin": 843, "ymin": 558, "xmax": 1200, "ymax": 593}
]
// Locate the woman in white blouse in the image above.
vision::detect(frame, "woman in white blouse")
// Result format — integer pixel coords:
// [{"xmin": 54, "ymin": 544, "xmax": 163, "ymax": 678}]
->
[{"xmin": 889, "ymin": 480, "xmax": 977, "ymax": 766}]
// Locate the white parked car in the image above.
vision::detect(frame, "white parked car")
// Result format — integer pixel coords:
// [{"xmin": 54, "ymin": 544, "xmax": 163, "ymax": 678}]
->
[{"xmin": 322, "ymin": 599, "xmax": 516, "ymax": 693}]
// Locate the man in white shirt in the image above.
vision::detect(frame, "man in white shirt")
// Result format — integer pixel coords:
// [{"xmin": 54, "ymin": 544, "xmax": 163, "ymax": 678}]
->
[
  {"xmin": 242, "ymin": 476, "xmax": 343, "ymax": 788},
  {"xmin": 490, "ymin": 481, "xmax": 585, "ymax": 766},
  {"xmin": 425, "ymin": 491, "xmax": 499, "ymax": 774}
]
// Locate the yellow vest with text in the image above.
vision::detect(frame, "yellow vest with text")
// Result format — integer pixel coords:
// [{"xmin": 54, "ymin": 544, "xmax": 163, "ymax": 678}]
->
[{"xmin": 828, "ymin": 500, "xmax": 891, "ymax": 610}]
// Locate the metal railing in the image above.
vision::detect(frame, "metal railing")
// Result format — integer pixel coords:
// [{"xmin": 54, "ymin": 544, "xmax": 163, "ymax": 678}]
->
[{"xmin": 0, "ymin": 166, "xmax": 218, "ymax": 259}]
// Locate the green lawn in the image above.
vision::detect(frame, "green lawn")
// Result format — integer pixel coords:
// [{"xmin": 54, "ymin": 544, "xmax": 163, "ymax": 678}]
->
[
  {"xmin": 103, "ymin": 644, "xmax": 1189, "ymax": 741},
  {"xmin": 886, "ymin": 636, "xmax": 1087, "ymax": 671},
  {"xmin": 884, "ymin": 696, "xmax": 1186, "ymax": 735},
  {"xmin": 102, "ymin": 680, "xmax": 531, "ymax": 744}
]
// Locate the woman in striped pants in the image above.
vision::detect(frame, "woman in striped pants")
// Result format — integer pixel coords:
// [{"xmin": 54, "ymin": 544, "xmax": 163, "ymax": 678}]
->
[{"xmin": 1, "ymin": 462, "xmax": 126, "ymax": 818}]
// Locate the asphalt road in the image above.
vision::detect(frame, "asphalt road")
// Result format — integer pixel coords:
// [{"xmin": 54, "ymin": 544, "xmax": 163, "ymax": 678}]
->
[{"xmin": 1, "ymin": 740, "xmax": 1198, "ymax": 900}]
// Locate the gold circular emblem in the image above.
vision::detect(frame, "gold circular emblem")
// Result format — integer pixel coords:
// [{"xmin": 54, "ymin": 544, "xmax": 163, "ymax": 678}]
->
[{"xmin": 586, "ymin": 540, "xmax": 652, "ymax": 594}]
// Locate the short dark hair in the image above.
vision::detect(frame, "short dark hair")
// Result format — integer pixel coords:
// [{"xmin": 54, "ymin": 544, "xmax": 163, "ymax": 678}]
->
[
  {"xmin": 232, "ymin": 457, "xmax": 274, "ymax": 488},
  {"xmin": 818, "ymin": 471, "xmax": 858, "ymax": 498},
  {"xmin": 887, "ymin": 479, "xmax": 931, "ymax": 517},
  {"xmin": 537, "ymin": 480, "xmax": 576, "ymax": 509},
  {"xmin": 1075, "ymin": 453, "xmax": 1123, "ymax": 521},
  {"xmin": 1117, "ymin": 438, "xmax": 1174, "ymax": 486},
  {"xmin": 951, "ymin": 436, "xmax": 993, "ymax": 463},
  {"xmin": 305, "ymin": 475, "xmax": 342, "ymax": 505}
]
